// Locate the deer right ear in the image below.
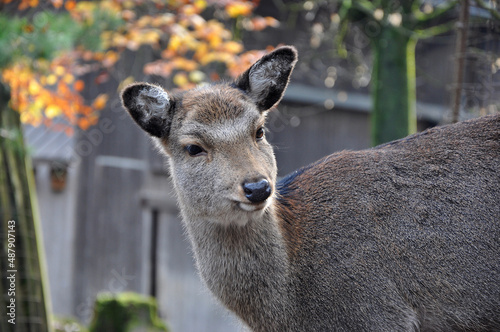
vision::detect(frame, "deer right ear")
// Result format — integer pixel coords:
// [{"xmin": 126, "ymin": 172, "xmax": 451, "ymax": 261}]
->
[
  {"xmin": 121, "ymin": 83, "xmax": 173, "ymax": 138},
  {"xmin": 234, "ymin": 46, "xmax": 298, "ymax": 112}
]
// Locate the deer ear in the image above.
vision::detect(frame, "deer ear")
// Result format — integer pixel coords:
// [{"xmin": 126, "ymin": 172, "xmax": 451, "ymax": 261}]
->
[
  {"xmin": 234, "ymin": 46, "xmax": 298, "ymax": 112},
  {"xmin": 121, "ymin": 83, "xmax": 173, "ymax": 138}
]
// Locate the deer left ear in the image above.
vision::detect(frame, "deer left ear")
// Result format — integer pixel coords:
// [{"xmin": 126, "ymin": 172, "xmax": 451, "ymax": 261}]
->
[
  {"xmin": 121, "ymin": 83, "xmax": 174, "ymax": 138},
  {"xmin": 234, "ymin": 46, "xmax": 298, "ymax": 112}
]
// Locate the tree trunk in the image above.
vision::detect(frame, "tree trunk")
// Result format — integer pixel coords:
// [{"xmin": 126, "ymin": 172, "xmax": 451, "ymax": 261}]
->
[
  {"xmin": 0, "ymin": 82, "xmax": 52, "ymax": 332},
  {"xmin": 371, "ymin": 26, "xmax": 417, "ymax": 146}
]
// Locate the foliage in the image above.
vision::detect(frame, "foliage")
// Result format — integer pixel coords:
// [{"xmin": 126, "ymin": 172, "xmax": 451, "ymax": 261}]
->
[
  {"xmin": 0, "ymin": 0, "xmax": 278, "ymax": 132},
  {"xmin": 89, "ymin": 292, "xmax": 168, "ymax": 332},
  {"xmin": 335, "ymin": 0, "xmax": 462, "ymax": 145},
  {"xmin": 0, "ymin": 2, "xmax": 118, "ymax": 132},
  {"xmin": 52, "ymin": 316, "xmax": 88, "ymax": 332}
]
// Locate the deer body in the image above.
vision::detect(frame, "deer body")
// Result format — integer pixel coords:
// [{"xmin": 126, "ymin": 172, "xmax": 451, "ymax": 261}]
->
[{"xmin": 122, "ymin": 47, "xmax": 500, "ymax": 331}]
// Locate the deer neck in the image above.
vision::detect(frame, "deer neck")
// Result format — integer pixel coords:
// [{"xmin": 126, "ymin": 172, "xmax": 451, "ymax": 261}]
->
[{"xmin": 181, "ymin": 202, "xmax": 294, "ymax": 331}]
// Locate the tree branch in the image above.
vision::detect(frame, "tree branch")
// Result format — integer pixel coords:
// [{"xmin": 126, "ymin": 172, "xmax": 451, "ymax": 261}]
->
[
  {"xmin": 352, "ymin": 0, "xmax": 377, "ymax": 18},
  {"xmin": 336, "ymin": 0, "xmax": 378, "ymax": 55},
  {"xmin": 339, "ymin": 0, "xmax": 376, "ymax": 22},
  {"xmin": 473, "ymin": 0, "xmax": 500, "ymax": 20},
  {"xmin": 414, "ymin": 0, "xmax": 459, "ymax": 25},
  {"xmin": 415, "ymin": 20, "xmax": 456, "ymax": 39}
]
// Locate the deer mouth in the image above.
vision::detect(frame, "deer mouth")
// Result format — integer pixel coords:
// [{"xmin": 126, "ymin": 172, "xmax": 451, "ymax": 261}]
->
[{"xmin": 235, "ymin": 200, "xmax": 268, "ymax": 212}]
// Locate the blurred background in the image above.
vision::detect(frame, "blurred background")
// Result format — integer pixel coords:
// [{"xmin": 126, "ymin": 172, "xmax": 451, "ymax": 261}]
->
[{"xmin": 1, "ymin": 0, "xmax": 499, "ymax": 331}]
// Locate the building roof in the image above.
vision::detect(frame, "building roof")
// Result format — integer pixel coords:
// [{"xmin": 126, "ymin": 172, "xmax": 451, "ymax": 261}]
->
[{"xmin": 23, "ymin": 124, "xmax": 74, "ymax": 163}]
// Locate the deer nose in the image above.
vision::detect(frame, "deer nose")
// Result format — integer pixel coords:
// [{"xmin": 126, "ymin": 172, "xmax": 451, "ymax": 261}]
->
[{"xmin": 242, "ymin": 179, "xmax": 271, "ymax": 203}]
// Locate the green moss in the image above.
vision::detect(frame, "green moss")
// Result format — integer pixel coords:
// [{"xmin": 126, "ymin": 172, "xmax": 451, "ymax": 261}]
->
[
  {"xmin": 89, "ymin": 292, "xmax": 169, "ymax": 332},
  {"xmin": 53, "ymin": 316, "xmax": 88, "ymax": 332}
]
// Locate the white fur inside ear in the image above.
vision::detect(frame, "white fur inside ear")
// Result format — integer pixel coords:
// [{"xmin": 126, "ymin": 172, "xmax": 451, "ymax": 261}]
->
[
  {"xmin": 248, "ymin": 58, "xmax": 291, "ymax": 105},
  {"xmin": 249, "ymin": 58, "xmax": 279, "ymax": 92},
  {"xmin": 136, "ymin": 85, "xmax": 170, "ymax": 120}
]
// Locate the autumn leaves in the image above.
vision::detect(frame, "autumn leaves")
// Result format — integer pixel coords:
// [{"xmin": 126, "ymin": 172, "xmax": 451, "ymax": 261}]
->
[{"xmin": 0, "ymin": 0, "xmax": 278, "ymax": 133}]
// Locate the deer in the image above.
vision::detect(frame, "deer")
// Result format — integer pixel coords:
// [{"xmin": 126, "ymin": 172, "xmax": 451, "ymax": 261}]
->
[{"xmin": 121, "ymin": 46, "xmax": 500, "ymax": 331}]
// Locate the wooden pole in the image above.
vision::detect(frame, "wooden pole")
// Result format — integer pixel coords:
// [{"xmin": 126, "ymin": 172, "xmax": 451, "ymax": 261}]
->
[
  {"xmin": 451, "ymin": 0, "xmax": 470, "ymax": 123},
  {"xmin": 0, "ymin": 82, "xmax": 53, "ymax": 332}
]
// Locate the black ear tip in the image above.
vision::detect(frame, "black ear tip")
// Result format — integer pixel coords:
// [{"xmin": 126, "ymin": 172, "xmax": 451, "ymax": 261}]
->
[
  {"xmin": 121, "ymin": 83, "xmax": 146, "ymax": 104},
  {"xmin": 272, "ymin": 46, "xmax": 298, "ymax": 63}
]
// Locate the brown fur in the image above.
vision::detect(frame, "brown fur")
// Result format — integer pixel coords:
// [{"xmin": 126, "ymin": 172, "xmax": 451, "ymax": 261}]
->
[
  {"xmin": 183, "ymin": 85, "xmax": 250, "ymax": 124},
  {"xmin": 122, "ymin": 47, "xmax": 500, "ymax": 331}
]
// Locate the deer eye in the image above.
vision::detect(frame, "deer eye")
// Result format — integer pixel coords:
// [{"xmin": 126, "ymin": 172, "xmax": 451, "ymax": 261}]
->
[
  {"xmin": 185, "ymin": 145, "xmax": 206, "ymax": 157},
  {"xmin": 256, "ymin": 127, "xmax": 265, "ymax": 141}
]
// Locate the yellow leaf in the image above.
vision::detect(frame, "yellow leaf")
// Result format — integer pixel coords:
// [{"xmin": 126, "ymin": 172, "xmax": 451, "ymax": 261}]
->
[
  {"xmin": 45, "ymin": 104, "xmax": 62, "ymax": 119},
  {"xmin": 92, "ymin": 94, "xmax": 108, "ymax": 110},
  {"xmin": 137, "ymin": 15, "xmax": 153, "ymax": 28},
  {"xmin": 173, "ymin": 72, "xmax": 189, "ymax": 87},
  {"xmin": 28, "ymin": 80, "xmax": 41, "ymax": 95},
  {"xmin": 222, "ymin": 41, "xmax": 243, "ymax": 54},
  {"xmin": 123, "ymin": 0, "xmax": 135, "ymax": 9},
  {"xmin": 47, "ymin": 74, "xmax": 58, "ymax": 85},
  {"xmin": 141, "ymin": 30, "xmax": 161, "ymax": 45},
  {"xmin": 102, "ymin": 51, "xmax": 120, "ymax": 67},
  {"xmin": 63, "ymin": 73, "xmax": 75, "ymax": 84},
  {"xmin": 181, "ymin": 5, "xmax": 197, "ymax": 16},
  {"xmin": 173, "ymin": 58, "xmax": 198, "ymax": 71},
  {"xmin": 168, "ymin": 35, "xmax": 182, "ymax": 52},
  {"xmin": 208, "ymin": 34, "xmax": 222, "ymax": 49},
  {"xmin": 189, "ymin": 70, "xmax": 206, "ymax": 83},
  {"xmin": 20, "ymin": 111, "xmax": 31, "ymax": 124},
  {"xmin": 194, "ymin": 42, "xmax": 209, "ymax": 61},
  {"xmin": 117, "ymin": 76, "xmax": 135, "ymax": 93},
  {"xmin": 194, "ymin": 0, "xmax": 207, "ymax": 12},
  {"xmin": 111, "ymin": 34, "xmax": 128, "ymax": 48},
  {"xmin": 225, "ymin": 2, "xmax": 253, "ymax": 18},
  {"xmin": 55, "ymin": 66, "xmax": 65, "ymax": 76}
]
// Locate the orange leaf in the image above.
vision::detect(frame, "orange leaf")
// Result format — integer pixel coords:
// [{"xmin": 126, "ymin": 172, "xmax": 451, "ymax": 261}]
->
[
  {"xmin": 65, "ymin": 0, "xmax": 76, "ymax": 11},
  {"xmin": 78, "ymin": 118, "xmax": 91, "ymax": 130},
  {"xmin": 51, "ymin": 0, "xmax": 63, "ymax": 8},
  {"xmin": 74, "ymin": 80, "xmax": 85, "ymax": 92},
  {"xmin": 102, "ymin": 51, "xmax": 120, "ymax": 68},
  {"xmin": 121, "ymin": 9, "xmax": 135, "ymax": 21}
]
